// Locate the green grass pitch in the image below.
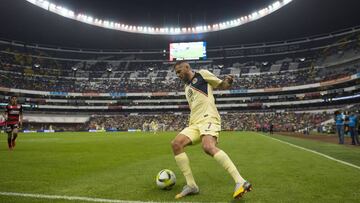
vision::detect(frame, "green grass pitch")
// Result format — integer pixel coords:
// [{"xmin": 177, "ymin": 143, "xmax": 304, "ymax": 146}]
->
[{"xmin": 0, "ymin": 131, "xmax": 359, "ymax": 202}]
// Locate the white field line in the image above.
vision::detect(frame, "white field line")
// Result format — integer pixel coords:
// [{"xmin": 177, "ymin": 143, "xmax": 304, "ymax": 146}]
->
[
  {"xmin": 257, "ymin": 133, "xmax": 360, "ymax": 170},
  {"xmin": 0, "ymin": 191, "xmax": 225, "ymax": 203}
]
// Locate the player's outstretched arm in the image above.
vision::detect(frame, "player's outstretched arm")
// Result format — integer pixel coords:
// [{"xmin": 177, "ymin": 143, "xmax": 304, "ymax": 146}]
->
[{"xmin": 217, "ymin": 75, "xmax": 234, "ymax": 90}]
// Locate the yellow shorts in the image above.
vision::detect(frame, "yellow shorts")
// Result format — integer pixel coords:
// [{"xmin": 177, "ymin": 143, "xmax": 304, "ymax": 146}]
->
[{"xmin": 180, "ymin": 120, "xmax": 221, "ymax": 144}]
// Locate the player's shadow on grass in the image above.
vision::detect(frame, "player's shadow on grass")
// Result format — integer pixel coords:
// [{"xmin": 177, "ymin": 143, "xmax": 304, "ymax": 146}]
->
[{"xmin": 230, "ymin": 198, "xmax": 247, "ymax": 203}]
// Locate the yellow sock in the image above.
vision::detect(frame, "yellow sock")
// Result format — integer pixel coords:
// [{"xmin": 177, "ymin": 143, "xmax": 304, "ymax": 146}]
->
[
  {"xmin": 175, "ymin": 152, "xmax": 197, "ymax": 188},
  {"xmin": 214, "ymin": 150, "xmax": 246, "ymax": 184}
]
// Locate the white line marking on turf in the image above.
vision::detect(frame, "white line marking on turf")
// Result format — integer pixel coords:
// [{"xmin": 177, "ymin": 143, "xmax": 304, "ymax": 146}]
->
[
  {"xmin": 0, "ymin": 191, "xmax": 224, "ymax": 203},
  {"xmin": 257, "ymin": 133, "xmax": 360, "ymax": 170},
  {"xmin": 0, "ymin": 192, "xmax": 135, "ymax": 203}
]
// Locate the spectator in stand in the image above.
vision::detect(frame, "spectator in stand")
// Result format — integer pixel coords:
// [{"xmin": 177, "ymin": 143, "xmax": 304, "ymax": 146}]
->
[{"xmin": 1, "ymin": 48, "xmax": 360, "ymax": 93}]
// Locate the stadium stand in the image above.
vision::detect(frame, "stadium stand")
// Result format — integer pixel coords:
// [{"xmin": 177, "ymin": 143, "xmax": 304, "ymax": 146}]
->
[{"xmin": 0, "ymin": 27, "xmax": 359, "ymax": 133}]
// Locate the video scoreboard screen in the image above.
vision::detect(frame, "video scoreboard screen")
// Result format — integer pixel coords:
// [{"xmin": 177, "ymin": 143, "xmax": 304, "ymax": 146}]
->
[{"xmin": 169, "ymin": 41, "xmax": 206, "ymax": 61}]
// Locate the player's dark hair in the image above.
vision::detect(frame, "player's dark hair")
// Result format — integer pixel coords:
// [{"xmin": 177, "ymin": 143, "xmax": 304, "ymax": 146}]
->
[
  {"xmin": 8, "ymin": 95, "xmax": 17, "ymax": 105},
  {"xmin": 173, "ymin": 61, "xmax": 187, "ymax": 69}
]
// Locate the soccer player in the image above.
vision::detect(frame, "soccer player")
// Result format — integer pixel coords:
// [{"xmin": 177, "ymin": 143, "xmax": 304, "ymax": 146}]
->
[
  {"xmin": 171, "ymin": 61, "xmax": 252, "ymax": 199},
  {"xmin": 5, "ymin": 96, "xmax": 23, "ymax": 150},
  {"xmin": 151, "ymin": 120, "xmax": 158, "ymax": 134},
  {"xmin": 142, "ymin": 121, "xmax": 149, "ymax": 132}
]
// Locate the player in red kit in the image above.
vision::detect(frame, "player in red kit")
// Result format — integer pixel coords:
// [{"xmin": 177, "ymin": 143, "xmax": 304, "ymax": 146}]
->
[{"xmin": 5, "ymin": 96, "xmax": 23, "ymax": 150}]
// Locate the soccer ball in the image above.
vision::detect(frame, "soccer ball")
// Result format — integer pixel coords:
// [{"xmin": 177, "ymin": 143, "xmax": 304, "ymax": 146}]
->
[{"xmin": 156, "ymin": 169, "xmax": 176, "ymax": 190}]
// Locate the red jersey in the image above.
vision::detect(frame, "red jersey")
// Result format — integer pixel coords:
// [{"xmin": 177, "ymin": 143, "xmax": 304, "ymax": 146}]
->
[{"xmin": 6, "ymin": 104, "xmax": 22, "ymax": 125}]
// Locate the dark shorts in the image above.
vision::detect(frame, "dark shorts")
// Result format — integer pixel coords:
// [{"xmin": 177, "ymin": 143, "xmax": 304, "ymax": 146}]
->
[{"xmin": 6, "ymin": 123, "xmax": 19, "ymax": 133}]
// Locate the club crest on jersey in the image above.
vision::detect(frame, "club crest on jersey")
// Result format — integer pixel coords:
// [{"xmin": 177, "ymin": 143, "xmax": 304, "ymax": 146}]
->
[{"xmin": 192, "ymin": 78, "xmax": 198, "ymax": 84}]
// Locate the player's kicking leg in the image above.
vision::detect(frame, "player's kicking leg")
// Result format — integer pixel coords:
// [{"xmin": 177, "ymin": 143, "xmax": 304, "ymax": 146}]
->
[
  {"xmin": 201, "ymin": 135, "xmax": 252, "ymax": 199},
  {"xmin": 233, "ymin": 181, "xmax": 252, "ymax": 199}
]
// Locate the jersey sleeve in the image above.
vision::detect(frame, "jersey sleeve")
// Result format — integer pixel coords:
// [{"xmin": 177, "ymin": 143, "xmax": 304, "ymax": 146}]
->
[{"xmin": 198, "ymin": 69, "xmax": 222, "ymax": 88}]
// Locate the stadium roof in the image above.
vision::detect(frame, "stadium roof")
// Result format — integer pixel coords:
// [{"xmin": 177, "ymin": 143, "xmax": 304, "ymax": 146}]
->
[
  {"xmin": 0, "ymin": 0, "xmax": 359, "ymax": 49},
  {"xmin": 24, "ymin": 0, "xmax": 293, "ymax": 35}
]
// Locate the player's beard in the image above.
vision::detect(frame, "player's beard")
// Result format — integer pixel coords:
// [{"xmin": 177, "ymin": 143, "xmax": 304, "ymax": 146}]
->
[
  {"xmin": 182, "ymin": 73, "xmax": 192, "ymax": 83},
  {"xmin": 182, "ymin": 77, "xmax": 189, "ymax": 83}
]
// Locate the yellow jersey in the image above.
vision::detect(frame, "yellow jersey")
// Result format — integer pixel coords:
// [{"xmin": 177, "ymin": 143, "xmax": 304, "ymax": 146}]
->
[
  {"xmin": 151, "ymin": 121, "xmax": 158, "ymax": 128},
  {"xmin": 184, "ymin": 69, "xmax": 222, "ymax": 125}
]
